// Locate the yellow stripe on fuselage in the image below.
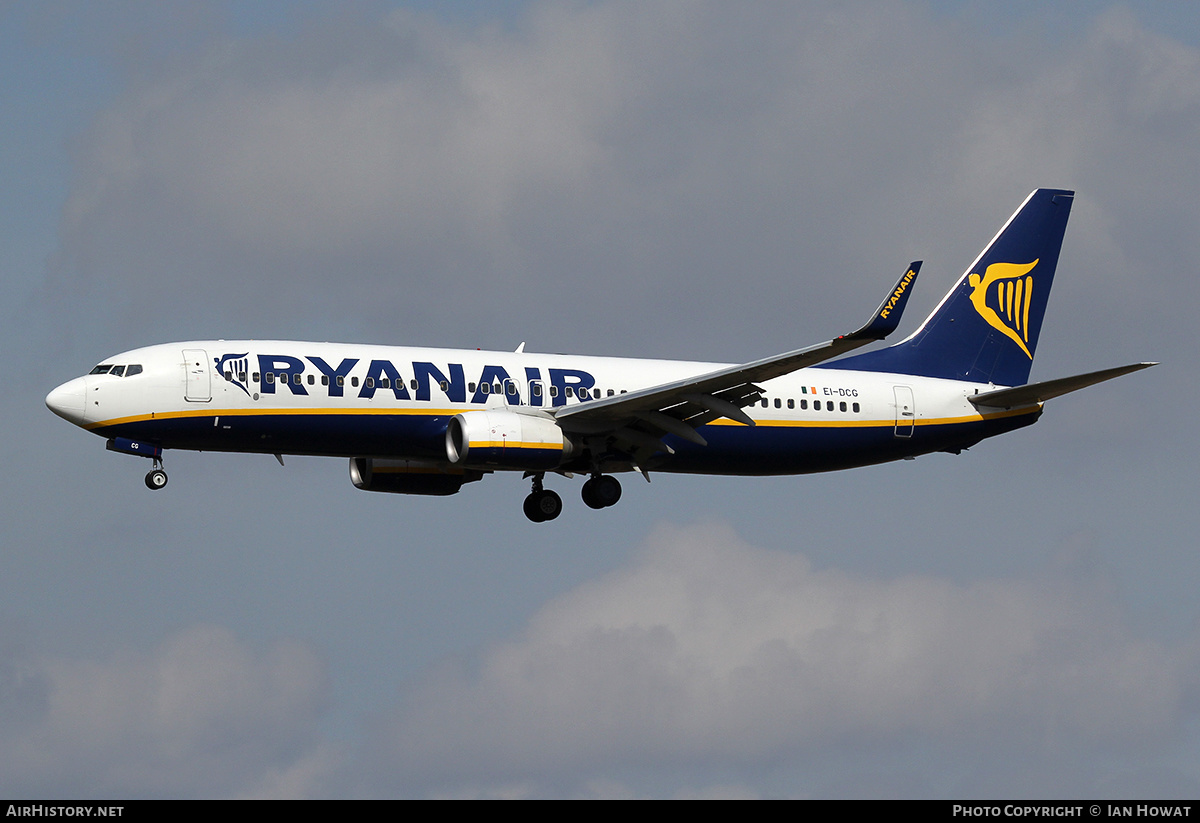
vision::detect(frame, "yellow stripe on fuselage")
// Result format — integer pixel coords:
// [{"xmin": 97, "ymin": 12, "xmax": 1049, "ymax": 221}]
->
[
  {"xmin": 706, "ymin": 405, "xmax": 1039, "ymax": 428},
  {"xmin": 84, "ymin": 406, "xmax": 463, "ymax": 431}
]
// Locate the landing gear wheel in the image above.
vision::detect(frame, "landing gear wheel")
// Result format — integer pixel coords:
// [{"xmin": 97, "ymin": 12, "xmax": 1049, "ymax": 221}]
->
[
  {"xmin": 524, "ymin": 489, "xmax": 562, "ymax": 522},
  {"xmin": 523, "ymin": 493, "xmax": 543, "ymax": 522},
  {"xmin": 145, "ymin": 468, "xmax": 168, "ymax": 490},
  {"xmin": 582, "ymin": 475, "xmax": 622, "ymax": 509},
  {"xmin": 595, "ymin": 475, "xmax": 621, "ymax": 507},
  {"xmin": 581, "ymin": 479, "xmax": 603, "ymax": 509}
]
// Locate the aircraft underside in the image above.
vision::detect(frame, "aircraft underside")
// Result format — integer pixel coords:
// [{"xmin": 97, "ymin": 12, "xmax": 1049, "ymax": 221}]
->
[{"xmin": 90, "ymin": 407, "xmax": 1040, "ymax": 476}]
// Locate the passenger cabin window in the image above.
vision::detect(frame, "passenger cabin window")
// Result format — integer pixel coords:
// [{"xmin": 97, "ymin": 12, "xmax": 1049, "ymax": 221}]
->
[
  {"xmin": 565, "ymin": 387, "xmax": 574, "ymax": 398},
  {"xmin": 440, "ymin": 380, "xmax": 449, "ymax": 392},
  {"xmin": 266, "ymin": 373, "xmax": 275, "ymax": 384},
  {"xmin": 380, "ymin": 378, "xmax": 390, "ymax": 388},
  {"xmin": 826, "ymin": 401, "xmax": 834, "ymax": 411},
  {"xmin": 365, "ymin": 377, "xmax": 375, "ymax": 388},
  {"xmin": 801, "ymin": 399, "xmax": 808, "ymax": 410},
  {"xmin": 308, "ymin": 375, "xmax": 315, "ymax": 385},
  {"xmin": 578, "ymin": 387, "xmax": 589, "ymax": 400},
  {"xmin": 787, "ymin": 399, "xmax": 794, "ymax": 409},
  {"xmin": 840, "ymin": 401, "xmax": 847, "ymax": 412},
  {"xmin": 481, "ymin": 383, "xmax": 490, "ymax": 394},
  {"xmin": 550, "ymin": 386, "xmax": 559, "ymax": 398},
  {"xmin": 253, "ymin": 372, "xmax": 261, "ymax": 382},
  {"xmin": 411, "ymin": 379, "xmax": 418, "ymax": 391},
  {"xmin": 351, "ymin": 376, "xmax": 359, "ymax": 387},
  {"xmin": 532, "ymin": 384, "xmax": 543, "ymax": 397},
  {"xmin": 852, "ymin": 402, "xmax": 860, "ymax": 413},
  {"xmin": 774, "ymin": 398, "xmax": 781, "ymax": 408}
]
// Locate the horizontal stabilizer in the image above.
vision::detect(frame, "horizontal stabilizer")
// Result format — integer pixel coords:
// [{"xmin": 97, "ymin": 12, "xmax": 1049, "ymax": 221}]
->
[{"xmin": 968, "ymin": 362, "xmax": 1157, "ymax": 409}]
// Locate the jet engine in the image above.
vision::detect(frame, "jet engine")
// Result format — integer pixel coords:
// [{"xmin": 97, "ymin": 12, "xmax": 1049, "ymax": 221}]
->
[
  {"xmin": 349, "ymin": 458, "xmax": 483, "ymax": 496},
  {"xmin": 445, "ymin": 410, "xmax": 576, "ymax": 471}
]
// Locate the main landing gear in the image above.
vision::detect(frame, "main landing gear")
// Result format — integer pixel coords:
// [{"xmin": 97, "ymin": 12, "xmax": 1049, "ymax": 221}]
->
[
  {"xmin": 523, "ymin": 474, "xmax": 562, "ymax": 523},
  {"xmin": 144, "ymin": 458, "xmax": 168, "ymax": 490},
  {"xmin": 523, "ymin": 473, "xmax": 623, "ymax": 521},
  {"xmin": 581, "ymin": 474, "xmax": 621, "ymax": 509}
]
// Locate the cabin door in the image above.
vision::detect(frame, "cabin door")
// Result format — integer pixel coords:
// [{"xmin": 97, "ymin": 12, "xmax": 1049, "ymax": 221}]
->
[
  {"xmin": 183, "ymin": 349, "xmax": 211, "ymax": 402},
  {"xmin": 893, "ymin": 385, "xmax": 914, "ymax": 438}
]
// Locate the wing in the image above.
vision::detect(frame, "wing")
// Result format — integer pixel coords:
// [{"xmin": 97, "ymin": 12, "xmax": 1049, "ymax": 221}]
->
[{"xmin": 553, "ymin": 263, "xmax": 922, "ymax": 462}]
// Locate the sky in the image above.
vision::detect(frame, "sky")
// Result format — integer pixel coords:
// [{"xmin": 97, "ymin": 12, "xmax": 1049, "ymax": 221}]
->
[{"xmin": 3, "ymin": 0, "xmax": 1200, "ymax": 798}]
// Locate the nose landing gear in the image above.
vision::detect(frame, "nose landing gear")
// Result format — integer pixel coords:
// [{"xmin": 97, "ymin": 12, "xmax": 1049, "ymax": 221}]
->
[
  {"xmin": 105, "ymin": 438, "xmax": 168, "ymax": 491},
  {"xmin": 144, "ymin": 458, "xmax": 168, "ymax": 490}
]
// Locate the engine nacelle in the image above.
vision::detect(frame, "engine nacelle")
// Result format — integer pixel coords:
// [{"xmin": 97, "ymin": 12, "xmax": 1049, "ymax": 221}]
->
[
  {"xmin": 349, "ymin": 458, "xmax": 483, "ymax": 496},
  {"xmin": 445, "ymin": 410, "xmax": 576, "ymax": 470}
]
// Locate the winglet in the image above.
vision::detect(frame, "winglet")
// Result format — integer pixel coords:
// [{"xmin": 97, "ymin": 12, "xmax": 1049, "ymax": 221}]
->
[{"xmin": 850, "ymin": 262, "xmax": 921, "ymax": 341}]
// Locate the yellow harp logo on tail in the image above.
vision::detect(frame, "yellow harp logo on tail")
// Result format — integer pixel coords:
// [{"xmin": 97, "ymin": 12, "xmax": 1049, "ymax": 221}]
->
[{"xmin": 967, "ymin": 259, "xmax": 1038, "ymax": 359}]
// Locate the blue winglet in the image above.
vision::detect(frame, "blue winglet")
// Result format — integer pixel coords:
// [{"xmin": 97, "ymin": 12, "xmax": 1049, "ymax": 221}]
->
[{"xmin": 851, "ymin": 262, "xmax": 922, "ymax": 340}]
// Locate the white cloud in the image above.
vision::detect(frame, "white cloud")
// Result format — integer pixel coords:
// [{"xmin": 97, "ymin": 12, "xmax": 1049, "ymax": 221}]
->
[
  {"xmin": 53, "ymin": 2, "xmax": 1200, "ymax": 358},
  {"xmin": 0, "ymin": 624, "xmax": 331, "ymax": 797},
  {"xmin": 364, "ymin": 522, "xmax": 1193, "ymax": 795}
]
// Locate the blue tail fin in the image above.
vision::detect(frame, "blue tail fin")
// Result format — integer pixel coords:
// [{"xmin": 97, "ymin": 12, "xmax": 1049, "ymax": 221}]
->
[{"xmin": 831, "ymin": 189, "xmax": 1074, "ymax": 386}]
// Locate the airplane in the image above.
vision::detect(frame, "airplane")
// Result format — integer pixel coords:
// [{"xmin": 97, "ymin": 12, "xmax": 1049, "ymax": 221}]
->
[{"xmin": 46, "ymin": 188, "xmax": 1153, "ymax": 522}]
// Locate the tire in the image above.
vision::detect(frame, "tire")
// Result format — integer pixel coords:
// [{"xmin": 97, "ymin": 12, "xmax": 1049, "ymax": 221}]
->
[
  {"xmin": 581, "ymin": 478, "xmax": 605, "ymax": 509},
  {"xmin": 535, "ymin": 489, "xmax": 562, "ymax": 521},
  {"xmin": 594, "ymin": 475, "xmax": 622, "ymax": 507},
  {"xmin": 145, "ymin": 469, "xmax": 168, "ymax": 490},
  {"xmin": 523, "ymin": 492, "xmax": 546, "ymax": 522}
]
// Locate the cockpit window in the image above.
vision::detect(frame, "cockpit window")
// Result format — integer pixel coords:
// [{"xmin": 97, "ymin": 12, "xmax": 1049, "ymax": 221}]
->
[{"xmin": 88, "ymin": 363, "xmax": 143, "ymax": 376}]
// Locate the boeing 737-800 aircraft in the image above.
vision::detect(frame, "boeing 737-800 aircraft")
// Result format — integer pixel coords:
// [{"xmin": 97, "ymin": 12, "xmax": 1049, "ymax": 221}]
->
[{"xmin": 46, "ymin": 189, "xmax": 1152, "ymax": 521}]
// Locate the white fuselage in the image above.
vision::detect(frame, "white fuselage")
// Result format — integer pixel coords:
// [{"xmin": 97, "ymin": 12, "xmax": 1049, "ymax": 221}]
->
[{"xmin": 47, "ymin": 340, "xmax": 1034, "ymax": 478}]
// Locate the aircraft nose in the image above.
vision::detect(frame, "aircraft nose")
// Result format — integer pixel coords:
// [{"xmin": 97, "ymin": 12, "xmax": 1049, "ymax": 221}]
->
[{"xmin": 46, "ymin": 377, "xmax": 87, "ymax": 425}]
